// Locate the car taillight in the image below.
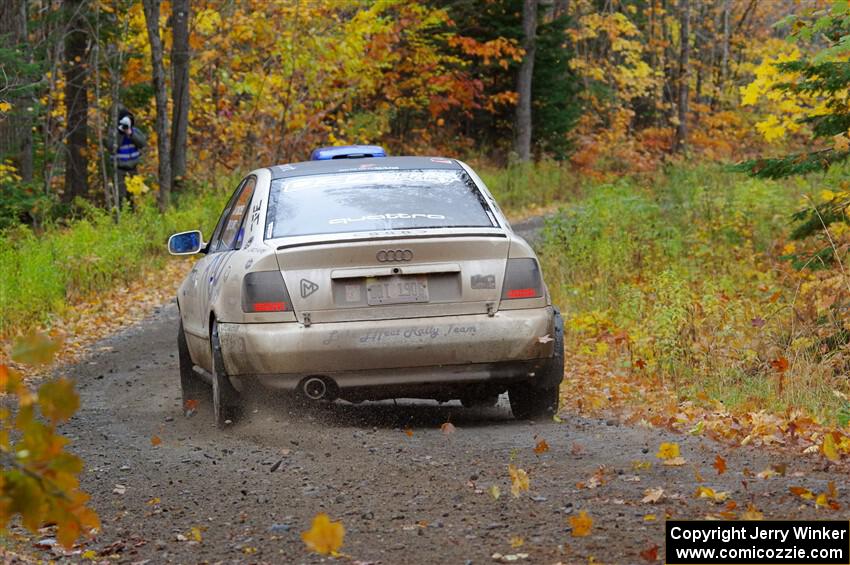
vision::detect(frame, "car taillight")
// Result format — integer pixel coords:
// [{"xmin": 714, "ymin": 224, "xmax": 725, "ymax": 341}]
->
[
  {"xmin": 501, "ymin": 258, "xmax": 543, "ymax": 300},
  {"xmin": 242, "ymin": 271, "xmax": 292, "ymax": 313}
]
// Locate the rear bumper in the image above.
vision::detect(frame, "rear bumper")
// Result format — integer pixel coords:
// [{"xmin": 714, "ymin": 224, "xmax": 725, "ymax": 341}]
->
[{"xmin": 217, "ymin": 307, "xmax": 555, "ymax": 388}]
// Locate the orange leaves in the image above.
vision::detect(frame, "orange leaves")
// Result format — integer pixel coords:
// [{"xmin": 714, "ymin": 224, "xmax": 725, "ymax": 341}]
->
[
  {"xmin": 446, "ymin": 35, "xmax": 522, "ymax": 67},
  {"xmin": 562, "ymin": 352, "xmax": 850, "ymax": 463},
  {"xmin": 568, "ymin": 510, "xmax": 593, "ymax": 537},
  {"xmin": 790, "ymin": 486, "xmax": 815, "ymax": 500},
  {"xmin": 770, "ymin": 357, "xmax": 789, "ymax": 372},
  {"xmin": 790, "ymin": 483, "xmax": 841, "ymax": 510},
  {"xmin": 713, "ymin": 455, "xmax": 727, "ymax": 475},
  {"xmin": 150, "ymin": 435, "xmax": 162, "ymax": 447},
  {"xmin": 183, "ymin": 398, "xmax": 199, "ymax": 417},
  {"xmin": 533, "ymin": 438, "xmax": 549, "ymax": 454},
  {"xmin": 0, "ymin": 336, "xmax": 99, "ymax": 550},
  {"xmin": 301, "ymin": 513, "xmax": 345, "ymax": 556},
  {"xmin": 640, "ymin": 544, "xmax": 659, "ymax": 562},
  {"xmin": 508, "ymin": 464, "xmax": 530, "ymax": 498}
]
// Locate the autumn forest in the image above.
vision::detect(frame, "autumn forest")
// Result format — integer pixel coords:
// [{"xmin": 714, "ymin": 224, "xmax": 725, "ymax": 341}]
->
[{"xmin": 2, "ymin": 0, "xmax": 850, "ymax": 562}]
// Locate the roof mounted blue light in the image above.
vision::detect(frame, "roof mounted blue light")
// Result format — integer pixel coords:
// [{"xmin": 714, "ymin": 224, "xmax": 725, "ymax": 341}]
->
[{"xmin": 309, "ymin": 144, "xmax": 387, "ymax": 161}]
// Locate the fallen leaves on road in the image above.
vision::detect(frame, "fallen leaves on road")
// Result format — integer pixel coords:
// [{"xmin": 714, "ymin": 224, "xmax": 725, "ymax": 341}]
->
[
  {"xmin": 492, "ymin": 552, "xmax": 529, "ymax": 562},
  {"xmin": 533, "ymin": 438, "xmax": 549, "ymax": 454},
  {"xmin": 632, "ymin": 460, "xmax": 651, "ymax": 471},
  {"xmin": 577, "ymin": 466, "xmax": 607, "ymax": 489},
  {"xmin": 489, "ymin": 485, "xmax": 502, "ymax": 500},
  {"xmin": 150, "ymin": 435, "xmax": 162, "ymax": 447},
  {"xmin": 790, "ymin": 486, "xmax": 815, "ymax": 500},
  {"xmin": 741, "ymin": 503, "xmax": 764, "ymax": 520},
  {"xmin": 569, "ymin": 510, "xmax": 593, "ymax": 537},
  {"xmin": 508, "ymin": 464, "xmax": 529, "ymax": 497},
  {"xmin": 641, "ymin": 487, "xmax": 664, "ymax": 504},
  {"xmin": 656, "ymin": 442, "xmax": 679, "ymax": 460},
  {"xmin": 183, "ymin": 399, "xmax": 199, "ymax": 417},
  {"xmin": 822, "ymin": 432, "xmax": 840, "ymax": 462},
  {"xmin": 756, "ymin": 468, "xmax": 779, "ymax": 479},
  {"xmin": 560, "ymin": 355, "xmax": 850, "ymax": 462},
  {"xmin": 713, "ymin": 455, "xmax": 726, "ymax": 475},
  {"xmin": 656, "ymin": 443, "xmax": 686, "ymax": 466},
  {"xmin": 302, "ymin": 513, "xmax": 344, "ymax": 556},
  {"xmin": 694, "ymin": 486, "xmax": 728, "ymax": 503},
  {"xmin": 639, "ymin": 544, "xmax": 659, "ymax": 562},
  {"xmin": 791, "ymin": 483, "xmax": 841, "ymax": 510}
]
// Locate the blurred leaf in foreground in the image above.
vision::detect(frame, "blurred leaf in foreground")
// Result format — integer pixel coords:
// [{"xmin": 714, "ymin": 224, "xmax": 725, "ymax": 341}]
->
[{"xmin": 1, "ymin": 334, "xmax": 98, "ymax": 549}]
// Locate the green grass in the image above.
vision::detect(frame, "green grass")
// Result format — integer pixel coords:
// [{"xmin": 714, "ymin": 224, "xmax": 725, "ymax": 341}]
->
[
  {"xmin": 0, "ymin": 184, "xmax": 231, "ymax": 336},
  {"xmin": 477, "ymin": 160, "xmax": 588, "ymax": 214},
  {"xmin": 537, "ymin": 164, "xmax": 850, "ymax": 423}
]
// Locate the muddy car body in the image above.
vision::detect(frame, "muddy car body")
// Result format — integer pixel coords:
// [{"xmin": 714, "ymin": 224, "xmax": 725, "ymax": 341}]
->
[{"xmin": 169, "ymin": 156, "xmax": 563, "ymax": 426}]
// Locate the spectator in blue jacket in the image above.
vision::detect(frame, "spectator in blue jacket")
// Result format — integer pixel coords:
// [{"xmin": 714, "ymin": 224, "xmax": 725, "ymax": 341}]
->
[{"xmin": 107, "ymin": 109, "xmax": 146, "ymax": 207}]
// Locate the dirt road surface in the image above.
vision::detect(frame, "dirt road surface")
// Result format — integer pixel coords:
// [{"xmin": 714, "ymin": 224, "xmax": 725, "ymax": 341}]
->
[{"xmin": 18, "ymin": 218, "xmax": 848, "ymax": 564}]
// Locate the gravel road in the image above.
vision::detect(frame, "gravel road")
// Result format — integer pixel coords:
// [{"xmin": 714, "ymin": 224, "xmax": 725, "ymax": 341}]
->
[{"xmin": 24, "ymin": 217, "xmax": 847, "ymax": 564}]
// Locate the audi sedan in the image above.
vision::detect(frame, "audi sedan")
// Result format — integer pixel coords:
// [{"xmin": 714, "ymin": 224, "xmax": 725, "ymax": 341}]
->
[{"xmin": 168, "ymin": 154, "xmax": 563, "ymax": 426}]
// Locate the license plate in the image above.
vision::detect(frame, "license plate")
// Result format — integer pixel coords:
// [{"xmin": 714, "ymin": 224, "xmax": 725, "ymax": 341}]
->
[{"xmin": 366, "ymin": 276, "xmax": 429, "ymax": 305}]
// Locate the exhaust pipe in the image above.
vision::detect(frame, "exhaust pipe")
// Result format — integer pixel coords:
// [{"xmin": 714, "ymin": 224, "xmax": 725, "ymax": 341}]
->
[{"xmin": 302, "ymin": 377, "xmax": 328, "ymax": 401}]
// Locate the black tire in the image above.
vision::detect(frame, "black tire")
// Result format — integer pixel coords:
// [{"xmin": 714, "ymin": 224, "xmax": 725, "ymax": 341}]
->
[
  {"xmin": 211, "ymin": 320, "xmax": 240, "ymax": 428},
  {"xmin": 508, "ymin": 385, "xmax": 559, "ymax": 420},
  {"xmin": 508, "ymin": 307, "xmax": 564, "ymax": 420},
  {"xmin": 460, "ymin": 394, "xmax": 500, "ymax": 409},
  {"xmin": 178, "ymin": 320, "xmax": 207, "ymax": 407},
  {"xmin": 539, "ymin": 306, "xmax": 565, "ymax": 386}
]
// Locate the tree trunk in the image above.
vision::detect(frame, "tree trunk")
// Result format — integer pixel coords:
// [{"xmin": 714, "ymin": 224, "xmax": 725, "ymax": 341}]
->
[
  {"xmin": 674, "ymin": 0, "xmax": 690, "ymax": 153},
  {"xmin": 514, "ymin": 0, "xmax": 537, "ymax": 162},
  {"xmin": 63, "ymin": 0, "xmax": 89, "ymax": 203},
  {"xmin": 0, "ymin": 0, "xmax": 33, "ymax": 182},
  {"xmin": 721, "ymin": 0, "xmax": 730, "ymax": 87},
  {"xmin": 662, "ymin": 0, "xmax": 676, "ymax": 128},
  {"xmin": 170, "ymin": 0, "xmax": 190, "ymax": 189},
  {"xmin": 142, "ymin": 0, "xmax": 172, "ymax": 211},
  {"xmin": 553, "ymin": 0, "xmax": 570, "ymax": 18}
]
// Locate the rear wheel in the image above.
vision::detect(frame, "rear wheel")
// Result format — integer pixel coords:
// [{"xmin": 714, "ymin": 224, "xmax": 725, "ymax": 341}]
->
[
  {"xmin": 178, "ymin": 320, "xmax": 207, "ymax": 407},
  {"xmin": 508, "ymin": 385, "xmax": 559, "ymax": 420},
  {"xmin": 509, "ymin": 307, "xmax": 564, "ymax": 420},
  {"xmin": 211, "ymin": 320, "xmax": 241, "ymax": 428}
]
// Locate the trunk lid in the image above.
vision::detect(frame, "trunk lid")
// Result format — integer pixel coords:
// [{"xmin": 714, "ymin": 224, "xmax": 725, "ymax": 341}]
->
[{"xmin": 274, "ymin": 234, "xmax": 509, "ymax": 323}]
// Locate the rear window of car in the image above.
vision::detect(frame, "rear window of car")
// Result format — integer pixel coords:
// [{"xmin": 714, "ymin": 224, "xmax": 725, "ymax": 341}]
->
[{"xmin": 265, "ymin": 169, "xmax": 497, "ymax": 238}]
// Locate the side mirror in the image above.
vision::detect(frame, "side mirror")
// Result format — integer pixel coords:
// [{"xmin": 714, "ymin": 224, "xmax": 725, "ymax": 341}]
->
[{"xmin": 168, "ymin": 230, "xmax": 204, "ymax": 255}]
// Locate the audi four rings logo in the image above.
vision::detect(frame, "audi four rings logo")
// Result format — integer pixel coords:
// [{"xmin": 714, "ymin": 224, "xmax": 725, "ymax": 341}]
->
[{"xmin": 377, "ymin": 249, "xmax": 413, "ymax": 262}]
